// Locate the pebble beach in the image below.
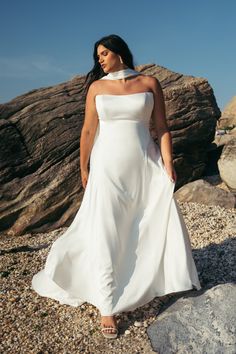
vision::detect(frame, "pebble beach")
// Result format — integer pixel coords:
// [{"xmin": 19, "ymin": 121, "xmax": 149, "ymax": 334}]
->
[{"xmin": 1, "ymin": 201, "xmax": 235, "ymax": 354}]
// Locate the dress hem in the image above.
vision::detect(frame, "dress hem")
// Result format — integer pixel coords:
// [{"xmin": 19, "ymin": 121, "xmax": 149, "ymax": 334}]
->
[{"xmin": 32, "ymin": 282, "xmax": 202, "ymax": 316}]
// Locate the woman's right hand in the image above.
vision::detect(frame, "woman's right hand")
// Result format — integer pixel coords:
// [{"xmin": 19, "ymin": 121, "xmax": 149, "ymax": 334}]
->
[{"xmin": 81, "ymin": 168, "xmax": 89, "ymax": 189}]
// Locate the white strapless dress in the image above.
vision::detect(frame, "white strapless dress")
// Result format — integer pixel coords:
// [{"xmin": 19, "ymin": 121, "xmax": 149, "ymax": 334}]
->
[{"xmin": 31, "ymin": 91, "xmax": 201, "ymax": 316}]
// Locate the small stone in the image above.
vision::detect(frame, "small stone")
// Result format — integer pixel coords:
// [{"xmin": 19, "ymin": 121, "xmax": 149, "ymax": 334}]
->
[
  {"xmin": 134, "ymin": 321, "xmax": 142, "ymax": 327},
  {"xmin": 125, "ymin": 330, "xmax": 131, "ymax": 335}
]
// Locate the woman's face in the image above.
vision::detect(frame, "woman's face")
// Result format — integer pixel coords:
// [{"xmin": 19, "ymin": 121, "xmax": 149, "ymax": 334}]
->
[{"xmin": 97, "ymin": 44, "xmax": 122, "ymax": 73}]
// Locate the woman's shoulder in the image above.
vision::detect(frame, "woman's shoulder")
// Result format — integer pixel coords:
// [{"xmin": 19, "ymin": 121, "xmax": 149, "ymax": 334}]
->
[
  {"xmin": 138, "ymin": 73, "xmax": 160, "ymax": 89},
  {"xmin": 87, "ymin": 79, "xmax": 106, "ymax": 97},
  {"xmin": 139, "ymin": 73, "xmax": 159, "ymax": 82}
]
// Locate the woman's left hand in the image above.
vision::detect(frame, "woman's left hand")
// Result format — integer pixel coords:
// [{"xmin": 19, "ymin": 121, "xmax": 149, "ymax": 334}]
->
[{"xmin": 164, "ymin": 162, "xmax": 177, "ymax": 183}]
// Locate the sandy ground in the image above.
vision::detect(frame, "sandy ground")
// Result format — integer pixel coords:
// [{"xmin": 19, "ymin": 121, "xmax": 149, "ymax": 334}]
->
[{"xmin": 1, "ymin": 201, "xmax": 235, "ymax": 354}]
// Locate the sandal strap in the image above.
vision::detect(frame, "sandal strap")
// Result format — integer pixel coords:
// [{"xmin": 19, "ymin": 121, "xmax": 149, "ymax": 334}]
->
[{"xmin": 101, "ymin": 326, "xmax": 117, "ymax": 331}]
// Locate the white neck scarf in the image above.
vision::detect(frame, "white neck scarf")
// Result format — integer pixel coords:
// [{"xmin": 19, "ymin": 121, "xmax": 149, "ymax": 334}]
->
[{"xmin": 101, "ymin": 68, "xmax": 140, "ymax": 80}]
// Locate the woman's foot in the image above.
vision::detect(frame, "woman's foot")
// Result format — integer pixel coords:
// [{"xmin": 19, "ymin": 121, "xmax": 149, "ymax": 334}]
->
[{"xmin": 101, "ymin": 315, "xmax": 118, "ymax": 337}]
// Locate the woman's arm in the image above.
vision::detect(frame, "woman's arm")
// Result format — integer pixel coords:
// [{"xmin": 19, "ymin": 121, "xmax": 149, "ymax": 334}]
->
[
  {"xmin": 150, "ymin": 77, "xmax": 177, "ymax": 182},
  {"xmin": 80, "ymin": 82, "xmax": 99, "ymax": 188}
]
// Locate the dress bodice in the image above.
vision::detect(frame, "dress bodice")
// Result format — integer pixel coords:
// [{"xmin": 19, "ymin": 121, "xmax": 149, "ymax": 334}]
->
[{"xmin": 95, "ymin": 92, "xmax": 154, "ymax": 126}]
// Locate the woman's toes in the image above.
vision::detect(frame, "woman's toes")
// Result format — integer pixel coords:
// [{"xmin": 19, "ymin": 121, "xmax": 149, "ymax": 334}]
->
[
  {"xmin": 101, "ymin": 315, "xmax": 117, "ymax": 334},
  {"xmin": 104, "ymin": 327, "xmax": 115, "ymax": 334}
]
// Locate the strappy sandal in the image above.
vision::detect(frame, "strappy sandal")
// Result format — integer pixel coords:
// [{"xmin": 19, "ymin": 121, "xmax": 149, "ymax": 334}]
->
[{"xmin": 101, "ymin": 325, "xmax": 118, "ymax": 339}]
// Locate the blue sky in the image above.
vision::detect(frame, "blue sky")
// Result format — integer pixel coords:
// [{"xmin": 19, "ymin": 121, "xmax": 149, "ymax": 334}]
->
[{"xmin": 0, "ymin": 0, "xmax": 235, "ymax": 111}]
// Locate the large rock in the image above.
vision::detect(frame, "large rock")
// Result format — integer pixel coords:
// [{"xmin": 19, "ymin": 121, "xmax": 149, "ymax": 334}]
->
[
  {"xmin": 147, "ymin": 283, "xmax": 236, "ymax": 354},
  {"xmin": 213, "ymin": 132, "xmax": 235, "ymax": 148},
  {"xmin": 218, "ymin": 138, "xmax": 236, "ymax": 192},
  {"xmin": 174, "ymin": 179, "xmax": 235, "ymax": 208},
  {"xmin": 218, "ymin": 96, "xmax": 236, "ymax": 129},
  {"xmin": 205, "ymin": 129, "xmax": 236, "ymax": 177},
  {"xmin": 0, "ymin": 63, "xmax": 220, "ymax": 236}
]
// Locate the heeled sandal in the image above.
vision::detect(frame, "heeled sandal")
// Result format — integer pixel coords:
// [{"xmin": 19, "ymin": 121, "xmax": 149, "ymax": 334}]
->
[{"xmin": 101, "ymin": 325, "xmax": 118, "ymax": 339}]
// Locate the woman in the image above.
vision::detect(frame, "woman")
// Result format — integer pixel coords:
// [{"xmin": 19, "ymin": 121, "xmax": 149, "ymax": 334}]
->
[{"xmin": 32, "ymin": 34, "xmax": 201, "ymax": 339}]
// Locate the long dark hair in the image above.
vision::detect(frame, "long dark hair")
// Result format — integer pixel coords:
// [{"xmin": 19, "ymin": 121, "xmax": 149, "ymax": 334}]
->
[{"xmin": 83, "ymin": 34, "xmax": 135, "ymax": 96}]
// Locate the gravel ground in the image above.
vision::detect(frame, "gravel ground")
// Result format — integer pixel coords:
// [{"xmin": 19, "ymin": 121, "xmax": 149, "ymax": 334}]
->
[{"xmin": 1, "ymin": 201, "xmax": 235, "ymax": 354}]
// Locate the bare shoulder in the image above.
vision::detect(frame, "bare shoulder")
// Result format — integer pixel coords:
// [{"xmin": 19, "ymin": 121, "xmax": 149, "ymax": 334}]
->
[
  {"xmin": 86, "ymin": 79, "xmax": 101, "ymax": 98},
  {"xmin": 87, "ymin": 79, "xmax": 100, "ymax": 91},
  {"xmin": 139, "ymin": 74, "xmax": 162, "ymax": 93}
]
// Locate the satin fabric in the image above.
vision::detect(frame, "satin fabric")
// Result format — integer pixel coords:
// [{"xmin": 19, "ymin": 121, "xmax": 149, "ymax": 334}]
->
[{"xmin": 31, "ymin": 71, "xmax": 201, "ymax": 316}]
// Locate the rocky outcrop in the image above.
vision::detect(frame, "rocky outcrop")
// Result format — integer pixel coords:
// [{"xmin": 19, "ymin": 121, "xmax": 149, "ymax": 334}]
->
[
  {"xmin": 147, "ymin": 283, "xmax": 236, "ymax": 354},
  {"xmin": 213, "ymin": 129, "xmax": 236, "ymax": 148},
  {"xmin": 204, "ymin": 126, "xmax": 236, "ymax": 178},
  {"xmin": 218, "ymin": 138, "xmax": 236, "ymax": 192},
  {"xmin": 217, "ymin": 96, "xmax": 236, "ymax": 129},
  {"xmin": 0, "ymin": 63, "xmax": 220, "ymax": 236},
  {"xmin": 174, "ymin": 179, "xmax": 235, "ymax": 208},
  {"xmin": 0, "ymin": 78, "xmax": 86, "ymax": 236}
]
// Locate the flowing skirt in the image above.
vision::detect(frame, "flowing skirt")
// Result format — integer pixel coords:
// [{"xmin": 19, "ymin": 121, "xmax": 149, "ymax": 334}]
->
[{"xmin": 32, "ymin": 120, "xmax": 201, "ymax": 315}]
